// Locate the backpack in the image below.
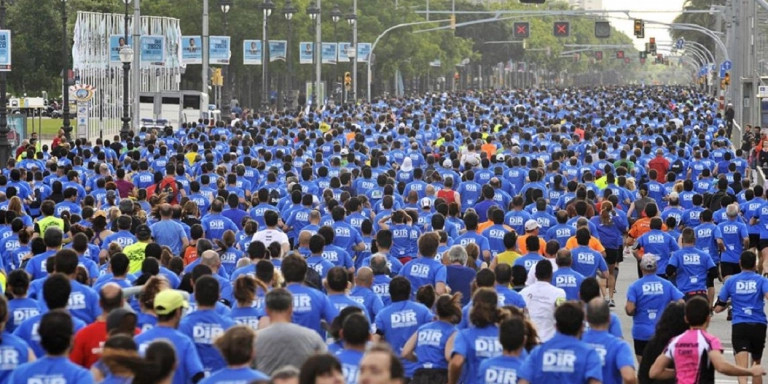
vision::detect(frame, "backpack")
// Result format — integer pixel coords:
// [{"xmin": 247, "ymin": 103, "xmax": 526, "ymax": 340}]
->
[
  {"xmin": 304, "ymin": 261, "xmax": 323, "ymax": 290},
  {"xmin": 670, "ymin": 159, "xmax": 684, "ymax": 176},
  {"xmin": 155, "ymin": 177, "xmax": 180, "ymax": 205}
]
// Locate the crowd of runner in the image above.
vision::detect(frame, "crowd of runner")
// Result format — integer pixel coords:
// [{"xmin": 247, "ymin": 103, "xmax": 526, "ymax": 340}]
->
[{"xmin": 0, "ymin": 86, "xmax": 765, "ymax": 383}]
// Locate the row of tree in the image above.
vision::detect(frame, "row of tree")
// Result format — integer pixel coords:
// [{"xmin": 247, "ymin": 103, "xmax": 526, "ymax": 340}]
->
[{"xmin": 6, "ymin": 0, "xmax": 654, "ymax": 102}]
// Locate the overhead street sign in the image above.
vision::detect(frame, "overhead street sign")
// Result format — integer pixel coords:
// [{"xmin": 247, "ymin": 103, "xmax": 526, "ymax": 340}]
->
[
  {"xmin": 553, "ymin": 22, "xmax": 570, "ymax": 37},
  {"xmin": 513, "ymin": 22, "xmax": 530, "ymax": 39}
]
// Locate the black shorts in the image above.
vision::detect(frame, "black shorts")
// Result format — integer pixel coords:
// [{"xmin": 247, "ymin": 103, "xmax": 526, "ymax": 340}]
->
[
  {"xmin": 732, "ymin": 323, "xmax": 767, "ymax": 360},
  {"xmin": 634, "ymin": 339, "xmax": 649, "ymax": 356},
  {"xmin": 759, "ymin": 239, "xmax": 768, "ymax": 252},
  {"xmin": 721, "ymin": 262, "xmax": 742, "ymax": 278},
  {"xmin": 411, "ymin": 368, "xmax": 447, "ymax": 384},
  {"xmin": 750, "ymin": 234, "xmax": 761, "ymax": 250},
  {"xmin": 605, "ymin": 248, "xmax": 620, "ymax": 265},
  {"xmin": 618, "ymin": 246, "xmax": 625, "ymax": 263}
]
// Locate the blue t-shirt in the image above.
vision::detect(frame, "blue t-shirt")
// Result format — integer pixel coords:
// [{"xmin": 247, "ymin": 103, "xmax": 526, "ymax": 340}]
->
[
  {"xmin": 635, "ymin": 230, "xmax": 679, "ymax": 273},
  {"xmin": 372, "ymin": 274, "xmax": 392, "ymax": 305},
  {"xmin": 7, "ymin": 298, "xmax": 39, "ymax": 333},
  {"xmin": 519, "ymin": 332, "xmax": 603, "ymax": 384},
  {"xmin": 570, "ymin": 246, "xmax": 608, "ymax": 277},
  {"xmin": 694, "ymin": 222, "xmax": 723, "ymax": 264},
  {"xmin": 477, "ymin": 354, "xmax": 524, "ymax": 384},
  {"xmin": 151, "ymin": 220, "xmax": 188, "ymax": 256},
  {"xmin": 399, "ymin": 257, "xmax": 447, "ymax": 296},
  {"xmin": 513, "ymin": 253, "xmax": 544, "ymax": 273},
  {"xmin": 451, "ymin": 325, "xmax": 502, "ymax": 384},
  {"xmin": 179, "ymin": 308, "xmax": 237, "ymax": 373},
  {"xmin": 0, "ymin": 332, "xmax": 32, "ymax": 383},
  {"xmin": 412, "ymin": 320, "xmax": 456, "ymax": 370},
  {"xmin": 717, "ymin": 271, "xmax": 768, "ymax": 324},
  {"xmin": 336, "ymin": 348, "xmax": 364, "ymax": 384},
  {"xmin": 200, "ymin": 213, "xmax": 238, "ymax": 242},
  {"xmin": 496, "ymin": 285, "xmax": 527, "ymax": 309},
  {"xmin": 13, "ymin": 312, "xmax": 86, "ymax": 357},
  {"xmin": 198, "ymin": 367, "xmax": 269, "ymax": 384},
  {"xmin": 374, "ymin": 300, "xmax": 433, "ymax": 377},
  {"xmin": 668, "ymin": 247, "xmax": 716, "ymax": 293},
  {"xmin": 552, "ymin": 268, "xmax": 586, "ymax": 301},
  {"xmin": 8, "ymin": 356, "xmax": 93, "ymax": 384},
  {"xmin": 228, "ymin": 305, "xmax": 263, "ymax": 331},
  {"xmin": 36, "ymin": 280, "xmax": 101, "ymax": 324},
  {"xmin": 332, "ymin": 221, "xmax": 364, "ymax": 254},
  {"xmin": 455, "ymin": 232, "xmax": 491, "ymax": 262},
  {"xmin": 135, "ymin": 325, "xmax": 204, "ymax": 384},
  {"xmin": 349, "ymin": 286, "xmax": 384, "ymax": 321},
  {"xmin": 717, "ymin": 219, "xmax": 749, "ymax": 264},
  {"xmin": 626, "ymin": 274, "xmax": 684, "ymax": 340},
  {"xmin": 286, "ymin": 284, "xmax": 339, "ymax": 337},
  {"xmin": 581, "ymin": 329, "xmax": 635, "ymax": 384}
]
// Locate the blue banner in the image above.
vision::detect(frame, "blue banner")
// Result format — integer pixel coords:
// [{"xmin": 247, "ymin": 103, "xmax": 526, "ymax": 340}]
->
[
  {"xmin": 0, "ymin": 30, "xmax": 10, "ymax": 71},
  {"xmin": 321, "ymin": 43, "xmax": 337, "ymax": 64},
  {"xmin": 181, "ymin": 36, "xmax": 202, "ymax": 64},
  {"xmin": 338, "ymin": 42, "xmax": 351, "ymax": 63},
  {"xmin": 140, "ymin": 35, "xmax": 165, "ymax": 66},
  {"xmin": 209, "ymin": 36, "xmax": 231, "ymax": 65},
  {"xmin": 269, "ymin": 40, "xmax": 287, "ymax": 62},
  {"xmin": 109, "ymin": 35, "xmax": 133, "ymax": 64},
  {"xmin": 243, "ymin": 40, "xmax": 262, "ymax": 65},
  {"xmin": 357, "ymin": 43, "xmax": 371, "ymax": 63},
  {"xmin": 299, "ymin": 42, "xmax": 314, "ymax": 64}
]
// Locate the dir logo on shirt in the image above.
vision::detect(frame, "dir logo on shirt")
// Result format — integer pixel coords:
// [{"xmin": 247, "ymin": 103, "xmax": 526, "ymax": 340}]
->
[
  {"xmin": 587, "ymin": 344, "xmax": 607, "ymax": 365},
  {"xmin": 556, "ymin": 275, "xmax": 578, "ymax": 287},
  {"xmin": 542, "ymin": 349, "xmax": 577, "ymax": 373},
  {"xmin": 390, "ymin": 310, "xmax": 417, "ymax": 328},
  {"xmin": 418, "ymin": 329, "xmax": 443, "ymax": 347},
  {"xmin": 293, "ymin": 294, "xmax": 312, "ymax": 313},
  {"xmin": 68, "ymin": 293, "xmax": 87, "ymax": 310},
  {"xmin": 642, "ymin": 282, "xmax": 664, "ymax": 295},
  {"xmin": 410, "ymin": 264, "xmax": 430, "ymax": 278},
  {"xmin": 0, "ymin": 346, "xmax": 20, "ymax": 370},
  {"xmin": 192, "ymin": 324, "xmax": 225, "ymax": 344},
  {"xmin": 736, "ymin": 280, "xmax": 758, "ymax": 294},
  {"xmin": 485, "ymin": 367, "xmax": 517, "ymax": 384},
  {"xmin": 475, "ymin": 337, "xmax": 502, "ymax": 358},
  {"xmin": 26, "ymin": 375, "xmax": 67, "ymax": 384}
]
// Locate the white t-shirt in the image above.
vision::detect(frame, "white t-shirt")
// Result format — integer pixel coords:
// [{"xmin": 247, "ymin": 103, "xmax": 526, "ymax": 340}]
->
[
  {"xmin": 252, "ymin": 228, "xmax": 290, "ymax": 247},
  {"xmin": 525, "ymin": 258, "xmax": 559, "ymax": 286},
  {"xmin": 520, "ymin": 281, "xmax": 566, "ymax": 342}
]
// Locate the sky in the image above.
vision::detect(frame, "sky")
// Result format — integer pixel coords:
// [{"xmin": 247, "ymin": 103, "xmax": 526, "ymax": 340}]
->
[{"xmin": 603, "ymin": 0, "xmax": 689, "ymax": 51}]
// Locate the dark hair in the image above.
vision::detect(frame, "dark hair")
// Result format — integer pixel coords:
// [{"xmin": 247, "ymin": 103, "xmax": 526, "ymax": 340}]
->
[
  {"xmin": 741, "ymin": 251, "xmax": 757, "ymax": 270},
  {"xmin": 110, "ymin": 253, "xmax": 130, "ymax": 277},
  {"xmin": 416, "ymin": 284, "xmax": 436, "ymax": 309},
  {"xmin": 43, "ymin": 273, "xmax": 72, "ymax": 310},
  {"xmin": 341, "ymin": 313, "xmax": 370, "ymax": 346},
  {"xmin": 469, "ymin": 288, "xmax": 500, "ymax": 327},
  {"xmin": 194, "ymin": 275, "xmax": 219, "ymax": 306},
  {"xmin": 265, "ymin": 288, "xmax": 293, "ymax": 312},
  {"xmin": 214, "ymin": 325, "xmax": 256, "ymax": 366},
  {"xmin": 54, "ymin": 249, "xmax": 79, "ymax": 275},
  {"xmin": 579, "ymin": 277, "xmax": 601, "ymax": 303},
  {"xmin": 435, "ymin": 293, "xmax": 462, "ymax": 324},
  {"xmin": 389, "ymin": 276, "xmax": 411, "ymax": 302},
  {"xmin": 685, "ymin": 296, "xmax": 710, "ymax": 327},
  {"xmin": 638, "ymin": 302, "xmax": 687, "ymax": 382},
  {"xmin": 281, "ymin": 254, "xmax": 307, "ymax": 283},
  {"xmin": 39, "ymin": 311, "xmax": 73, "ymax": 355},
  {"xmin": 7, "ymin": 269, "xmax": 29, "ymax": 297},
  {"xmin": 498, "ymin": 317, "xmax": 526, "ymax": 352},
  {"xmin": 135, "ymin": 341, "xmax": 177, "ymax": 383},
  {"xmin": 554, "ymin": 301, "xmax": 584, "ymax": 336},
  {"xmin": 299, "ymin": 354, "xmax": 343, "ymax": 384}
]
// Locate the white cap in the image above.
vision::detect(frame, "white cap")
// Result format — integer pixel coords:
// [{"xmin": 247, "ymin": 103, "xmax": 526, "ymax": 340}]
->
[
  {"xmin": 442, "ymin": 159, "xmax": 453, "ymax": 168},
  {"xmin": 525, "ymin": 219, "xmax": 540, "ymax": 232},
  {"xmin": 420, "ymin": 197, "xmax": 432, "ymax": 209}
]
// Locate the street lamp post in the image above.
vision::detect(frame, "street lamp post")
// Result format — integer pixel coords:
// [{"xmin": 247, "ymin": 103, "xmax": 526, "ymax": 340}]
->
[
  {"xmin": 330, "ymin": 4, "xmax": 341, "ymax": 102},
  {"xmin": 307, "ymin": 2, "xmax": 320, "ymax": 106},
  {"xmin": 345, "ymin": 6, "xmax": 356, "ymax": 104},
  {"xmin": 120, "ymin": 0, "xmax": 134, "ymax": 141},
  {"xmin": 219, "ymin": 0, "xmax": 231, "ymax": 120},
  {"xmin": 283, "ymin": 0, "xmax": 297, "ymax": 110},
  {"xmin": 61, "ymin": 0, "xmax": 71, "ymax": 141},
  {"xmin": 261, "ymin": 0, "xmax": 274, "ymax": 112},
  {"xmin": 0, "ymin": 0, "xmax": 11, "ymax": 168}
]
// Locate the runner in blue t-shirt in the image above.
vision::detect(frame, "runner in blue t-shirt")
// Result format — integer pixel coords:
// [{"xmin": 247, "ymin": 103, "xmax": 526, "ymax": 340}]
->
[
  {"xmin": 582, "ymin": 298, "xmax": 636, "ymax": 384},
  {"xmin": 666, "ymin": 228, "xmax": 718, "ymax": 301},
  {"xmin": 282, "ymin": 254, "xmax": 338, "ymax": 337},
  {"xmin": 448, "ymin": 288, "xmax": 503, "ymax": 384},
  {"xmin": 518, "ymin": 302, "xmax": 603, "ymax": 384},
  {"xmin": 335, "ymin": 313, "xmax": 369, "ymax": 384},
  {"xmin": 399, "ymin": 232, "xmax": 448, "ymax": 296},
  {"xmin": 198, "ymin": 325, "xmax": 270, "ymax": 384},
  {"xmin": 477, "ymin": 317, "xmax": 527, "ymax": 384},
  {"xmin": 402, "ymin": 293, "xmax": 461, "ymax": 382}
]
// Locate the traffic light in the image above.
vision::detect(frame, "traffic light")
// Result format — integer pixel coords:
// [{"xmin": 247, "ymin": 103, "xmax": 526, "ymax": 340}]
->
[
  {"xmin": 724, "ymin": 72, "xmax": 731, "ymax": 86},
  {"xmin": 616, "ymin": 50, "xmax": 624, "ymax": 59},
  {"xmin": 519, "ymin": 0, "xmax": 546, "ymax": 3},
  {"xmin": 595, "ymin": 21, "xmax": 611, "ymax": 38},
  {"xmin": 595, "ymin": 51, "xmax": 603, "ymax": 61},
  {"xmin": 649, "ymin": 37, "xmax": 657, "ymax": 55},
  {"xmin": 344, "ymin": 72, "xmax": 352, "ymax": 88},
  {"xmin": 553, "ymin": 21, "xmax": 570, "ymax": 37},
  {"xmin": 450, "ymin": 14, "xmax": 456, "ymax": 30},
  {"xmin": 634, "ymin": 19, "xmax": 644, "ymax": 38},
  {"xmin": 639, "ymin": 51, "xmax": 647, "ymax": 59},
  {"xmin": 513, "ymin": 22, "xmax": 530, "ymax": 39}
]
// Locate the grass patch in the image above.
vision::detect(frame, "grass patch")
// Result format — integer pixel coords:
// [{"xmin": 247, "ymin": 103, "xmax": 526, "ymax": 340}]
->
[{"xmin": 25, "ymin": 118, "xmax": 63, "ymax": 137}]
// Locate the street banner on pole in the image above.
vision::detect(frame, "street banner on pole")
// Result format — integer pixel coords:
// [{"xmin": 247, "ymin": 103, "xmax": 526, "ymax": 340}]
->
[
  {"xmin": 140, "ymin": 35, "xmax": 165, "ymax": 67},
  {"xmin": 299, "ymin": 42, "xmax": 314, "ymax": 64},
  {"xmin": 109, "ymin": 35, "xmax": 133, "ymax": 64},
  {"xmin": 181, "ymin": 36, "xmax": 202, "ymax": 64},
  {"xmin": 269, "ymin": 40, "xmax": 287, "ymax": 62},
  {"xmin": 209, "ymin": 36, "xmax": 231, "ymax": 65},
  {"xmin": 322, "ymin": 43, "xmax": 337, "ymax": 64},
  {"xmin": 243, "ymin": 40, "xmax": 262, "ymax": 65}
]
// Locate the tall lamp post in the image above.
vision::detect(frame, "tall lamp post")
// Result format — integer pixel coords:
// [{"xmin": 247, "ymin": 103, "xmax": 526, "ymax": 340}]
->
[
  {"xmin": 345, "ymin": 7, "xmax": 356, "ymax": 104},
  {"xmin": 282, "ymin": 0, "xmax": 297, "ymax": 110},
  {"xmin": 307, "ymin": 2, "xmax": 319, "ymax": 106},
  {"xmin": 330, "ymin": 4, "xmax": 341, "ymax": 101},
  {"xmin": 260, "ymin": 0, "xmax": 274, "ymax": 112},
  {"xmin": 61, "ymin": 0, "xmax": 71, "ymax": 141},
  {"xmin": 119, "ymin": 0, "xmax": 134, "ymax": 141},
  {"xmin": 219, "ymin": 0, "xmax": 232, "ymax": 119},
  {"xmin": 0, "ymin": 0, "xmax": 11, "ymax": 168}
]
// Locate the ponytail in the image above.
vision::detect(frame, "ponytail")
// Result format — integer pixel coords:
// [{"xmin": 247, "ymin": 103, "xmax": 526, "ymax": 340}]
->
[{"xmin": 600, "ymin": 201, "xmax": 614, "ymax": 226}]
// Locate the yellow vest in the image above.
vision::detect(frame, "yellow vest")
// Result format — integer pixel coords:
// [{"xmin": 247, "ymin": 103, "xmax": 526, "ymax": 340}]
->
[
  {"xmin": 36, "ymin": 216, "xmax": 64, "ymax": 238},
  {"xmin": 123, "ymin": 242, "xmax": 149, "ymax": 274}
]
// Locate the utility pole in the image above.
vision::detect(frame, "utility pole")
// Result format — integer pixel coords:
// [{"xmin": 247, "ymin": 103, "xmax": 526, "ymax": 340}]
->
[{"xmin": 202, "ymin": 0, "xmax": 209, "ymax": 101}]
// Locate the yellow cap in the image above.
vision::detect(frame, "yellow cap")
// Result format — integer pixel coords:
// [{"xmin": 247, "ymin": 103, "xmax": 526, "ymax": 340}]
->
[{"xmin": 153, "ymin": 290, "xmax": 188, "ymax": 315}]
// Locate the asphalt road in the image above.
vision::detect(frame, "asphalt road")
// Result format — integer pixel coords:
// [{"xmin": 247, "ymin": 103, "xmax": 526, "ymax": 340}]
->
[{"xmin": 611, "ymin": 258, "xmax": 748, "ymax": 384}]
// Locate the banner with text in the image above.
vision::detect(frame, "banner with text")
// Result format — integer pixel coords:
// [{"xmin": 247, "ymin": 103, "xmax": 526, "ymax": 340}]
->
[
  {"xmin": 181, "ymin": 36, "xmax": 202, "ymax": 64},
  {"xmin": 321, "ymin": 43, "xmax": 337, "ymax": 64},
  {"xmin": 269, "ymin": 40, "xmax": 287, "ymax": 62},
  {"xmin": 109, "ymin": 35, "xmax": 133, "ymax": 64},
  {"xmin": 209, "ymin": 36, "xmax": 231, "ymax": 65},
  {"xmin": 140, "ymin": 35, "xmax": 165, "ymax": 67},
  {"xmin": 243, "ymin": 40, "xmax": 262, "ymax": 65},
  {"xmin": 299, "ymin": 42, "xmax": 314, "ymax": 64}
]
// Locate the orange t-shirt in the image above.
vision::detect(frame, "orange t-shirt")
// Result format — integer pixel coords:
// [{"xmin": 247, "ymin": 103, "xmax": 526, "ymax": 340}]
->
[
  {"xmin": 628, "ymin": 218, "xmax": 668, "ymax": 239},
  {"xmin": 481, "ymin": 143, "xmax": 497, "ymax": 159},
  {"xmin": 517, "ymin": 234, "xmax": 547, "ymax": 255},
  {"xmin": 565, "ymin": 236, "xmax": 605, "ymax": 253}
]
